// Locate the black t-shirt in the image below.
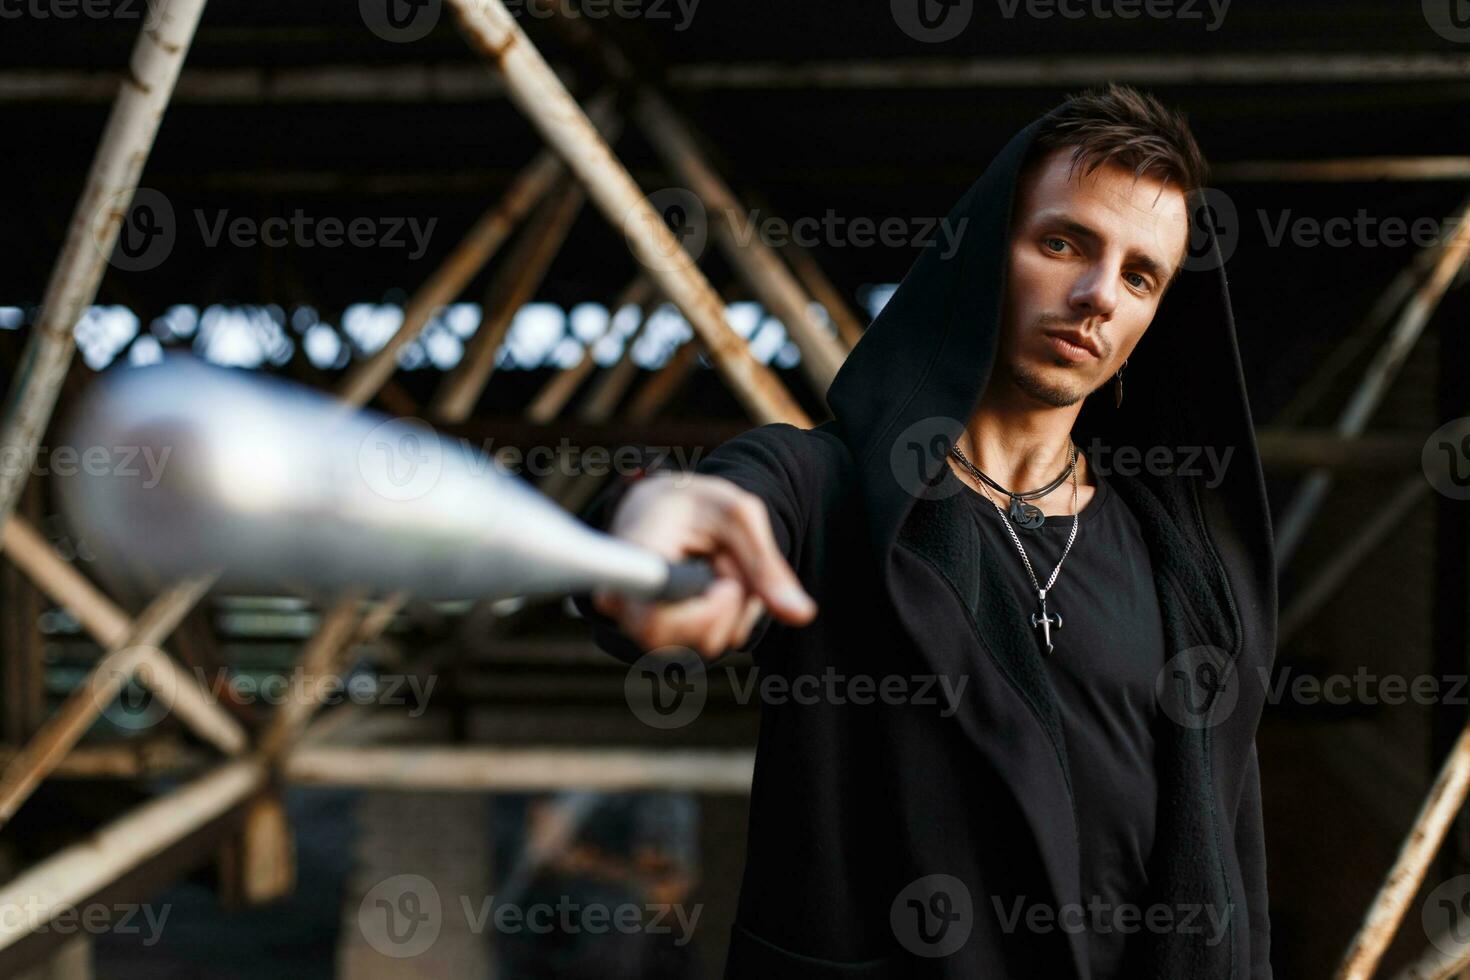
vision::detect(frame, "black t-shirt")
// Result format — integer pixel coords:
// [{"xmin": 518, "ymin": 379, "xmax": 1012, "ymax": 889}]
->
[{"xmin": 959, "ymin": 470, "xmax": 1165, "ymax": 979}]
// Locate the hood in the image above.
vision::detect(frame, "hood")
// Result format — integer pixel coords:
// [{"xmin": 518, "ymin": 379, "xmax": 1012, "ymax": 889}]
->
[
  {"xmin": 826, "ymin": 105, "xmax": 1275, "ymax": 650},
  {"xmin": 825, "ymin": 104, "xmax": 1278, "ymax": 979}
]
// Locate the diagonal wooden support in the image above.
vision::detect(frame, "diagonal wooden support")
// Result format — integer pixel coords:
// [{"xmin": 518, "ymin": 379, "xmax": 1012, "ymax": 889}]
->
[
  {"xmin": 432, "ymin": 175, "xmax": 590, "ymax": 422},
  {"xmin": 632, "ymin": 88, "xmax": 849, "ymax": 390},
  {"xmin": 0, "ymin": 0, "xmax": 208, "ymax": 524},
  {"xmin": 1336, "ymin": 722, "xmax": 1470, "ymax": 980},
  {"xmin": 0, "ymin": 758, "xmax": 267, "ymax": 957},
  {"xmin": 525, "ymin": 0, "xmax": 857, "ymax": 374},
  {"xmin": 0, "ymin": 519, "xmax": 245, "ymax": 758},
  {"xmin": 335, "ymin": 93, "xmax": 619, "ymax": 411},
  {"xmin": 1276, "ymin": 199, "xmax": 1470, "ymax": 566},
  {"xmin": 776, "ymin": 233, "xmax": 867, "ymax": 349},
  {"xmin": 0, "ymin": 575, "xmax": 218, "ymax": 827},
  {"xmin": 255, "ymin": 590, "xmax": 408, "ymax": 761},
  {"xmin": 444, "ymin": 0, "xmax": 809, "ymax": 427},
  {"xmin": 526, "ymin": 274, "xmax": 654, "ymax": 424},
  {"xmin": 1392, "ymin": 930, "xmax": 1470, "ymax": 980}
]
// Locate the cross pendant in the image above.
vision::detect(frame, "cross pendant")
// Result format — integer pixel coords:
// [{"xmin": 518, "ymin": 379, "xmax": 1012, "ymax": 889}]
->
[{"xmin": 1029, "ymin": 588, "xmax": 1063, "ymax": 655}]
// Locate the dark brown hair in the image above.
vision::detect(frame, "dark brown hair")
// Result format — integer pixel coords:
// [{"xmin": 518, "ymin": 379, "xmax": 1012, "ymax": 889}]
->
[{"xmin": 1029, "ymin": 83, "xmax": 1208, "ymax": 196}]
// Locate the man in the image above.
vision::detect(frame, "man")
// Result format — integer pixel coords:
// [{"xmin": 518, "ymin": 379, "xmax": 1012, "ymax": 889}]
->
[{"xmin": 575, "ymin": 84, "xmax": 1276, "ymax": 979}]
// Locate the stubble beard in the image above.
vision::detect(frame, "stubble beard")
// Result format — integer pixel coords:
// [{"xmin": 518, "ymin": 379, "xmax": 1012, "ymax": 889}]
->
[{"xmin": 1004, "ymin": 356, "xmax": 1095, "ymax": 409}]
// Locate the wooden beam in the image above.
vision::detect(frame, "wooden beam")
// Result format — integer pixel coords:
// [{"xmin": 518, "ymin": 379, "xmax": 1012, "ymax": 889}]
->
[
  {"xmin": 1275, "ymin": 199, "xmax": 1470, "ymax": 565},
  {"xmin": 525, "ymin": 275, "xmax": 654, "ymax": 424},
  {"xmin": 0, "ymin": 742, "xmax": 758, "ymax": 795},
  {"xmin": 285, "ymin": 745, "xmax": 754, "ymax": 793},
  {"xmin": 0, "ymin": 759, "xmax": 267, "ymax": 956},
  {"xmin": 0, "ymin": 0, "xmax": 208, "ymax": 525},
  {"xmin": 431, "ymin": 176, "xmax": 589, "ymax": 422},
  {"xmin": 0, "ymin": 519, "xmax": 244, "ymax": 757},
  {"xmin": 11, "ymin": 55, "xmax": 1470, "ymax": 104},
  {"xmin": 335, "ymin": 93, "xmax": 617, "ymax": 410},
  {"xmin": 1335, "ymin": 723, "xmax": 1470, "ymax": 980},
  {"xmin": 0, "ymin": 576, "xmax": 216, "ymax": 827},
  {"xmin": 444, "ymin": 0, "xmax": 810, "ymax": 426},
  {"xmin": 633, "ymin": 89, "xmax": 847, "ymax": 391}
]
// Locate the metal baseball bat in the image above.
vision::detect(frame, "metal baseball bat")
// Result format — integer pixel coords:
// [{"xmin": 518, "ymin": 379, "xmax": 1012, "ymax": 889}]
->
[{"xmin": 56, "ymin": 356, "xmax": 714, "ymax": 603}]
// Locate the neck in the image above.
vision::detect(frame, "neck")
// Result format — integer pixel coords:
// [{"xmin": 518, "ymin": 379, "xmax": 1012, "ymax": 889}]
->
[{"xmin": 959, "ymin": 384, "xmax": 1085, "ymax": 492}]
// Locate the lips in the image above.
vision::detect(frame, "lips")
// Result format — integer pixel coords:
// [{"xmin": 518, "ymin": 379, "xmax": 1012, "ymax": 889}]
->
[{"xmin": 1042, "ymin": 329, "xmax": 1100, "ymax": 359}]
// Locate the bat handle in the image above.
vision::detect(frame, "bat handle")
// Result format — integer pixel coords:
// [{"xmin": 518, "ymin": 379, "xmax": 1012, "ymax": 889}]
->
[{"xmin": 658, "ymin": 559, "xmax": 716, "ymax": 602}]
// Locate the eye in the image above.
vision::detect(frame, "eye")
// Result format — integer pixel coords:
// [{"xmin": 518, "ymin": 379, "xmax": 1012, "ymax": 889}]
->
[
  {"xmin": 1124, "ymin": 271, "xmax": 1152, "ymax": 292},
  {"xmin": 1043, "ymin": 237, "xmax": 1070, "ymax": 253}
]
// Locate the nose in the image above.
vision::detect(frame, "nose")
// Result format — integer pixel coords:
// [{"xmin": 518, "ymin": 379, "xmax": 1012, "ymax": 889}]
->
[{"xmin": 1067, "ymin": 263, "xmax": 1118, "ymax": 321}]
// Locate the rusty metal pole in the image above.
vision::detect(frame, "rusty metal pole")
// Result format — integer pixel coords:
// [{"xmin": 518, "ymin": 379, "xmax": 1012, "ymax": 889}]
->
[
  {"xmin": 0, "ymin": 0, "xmax": 209, "ymax": 525},
  {"xmin": 443, "ymin": 0, "xmax": 809, "ymax": 427}
]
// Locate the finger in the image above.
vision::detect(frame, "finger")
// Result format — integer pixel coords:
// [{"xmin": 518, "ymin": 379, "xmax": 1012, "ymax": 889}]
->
[
  {"xmin": 728, "ymin": 594, "xmax": 767, "ymax": 651},
  {"xmin": 697, "ymin": 491, "xmax": 816, "ymax": 625},
  {"xmin": 625, "ymin": 576, "xmax": 746, "ymax": 657}
]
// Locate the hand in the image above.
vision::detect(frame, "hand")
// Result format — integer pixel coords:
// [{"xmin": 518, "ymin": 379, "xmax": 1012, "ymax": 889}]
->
[{"xmin": 592, "ymin": 473, "xmax": 817, "ymax": 659}]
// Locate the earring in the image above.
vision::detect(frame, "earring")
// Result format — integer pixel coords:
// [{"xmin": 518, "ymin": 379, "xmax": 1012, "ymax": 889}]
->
[{"xmin": 1114, "ymin": 358, "xmax": 1128, "ymax": 409}]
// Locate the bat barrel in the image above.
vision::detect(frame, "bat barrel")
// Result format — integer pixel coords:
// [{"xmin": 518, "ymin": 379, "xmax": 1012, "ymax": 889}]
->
[{"xmin": 58, "ymin": 357, "xmax": 689, "ymax": 602}]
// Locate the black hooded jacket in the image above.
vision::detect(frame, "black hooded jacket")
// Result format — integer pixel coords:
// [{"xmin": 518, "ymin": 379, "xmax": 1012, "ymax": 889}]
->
[{"xmin": 575, "ymin": 105, "xmax": 1276, "ymax": 979}]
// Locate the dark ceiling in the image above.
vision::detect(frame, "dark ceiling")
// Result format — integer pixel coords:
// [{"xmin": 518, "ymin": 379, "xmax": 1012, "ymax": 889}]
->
[{"xmin": 0, "ymin": 1, "xmax": 1465, "ymax": 424}]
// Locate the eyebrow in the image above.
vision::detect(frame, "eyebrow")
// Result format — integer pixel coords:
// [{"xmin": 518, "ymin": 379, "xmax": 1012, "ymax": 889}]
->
[{"xmin": 1038, "ymin": 213, "xmax": 1176, "ymax": 287}]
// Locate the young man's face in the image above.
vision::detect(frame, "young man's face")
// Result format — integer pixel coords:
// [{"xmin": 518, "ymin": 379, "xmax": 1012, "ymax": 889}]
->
[{"xmin": 996, "ymin": 145, "xmax": 1189, "ymax": 408}]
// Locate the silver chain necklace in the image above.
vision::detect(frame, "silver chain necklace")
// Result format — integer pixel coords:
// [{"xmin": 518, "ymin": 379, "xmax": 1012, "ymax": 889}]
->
[{"xmin": 950, "ymin": 443, "xmax": 1080, "ymax": 655}]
